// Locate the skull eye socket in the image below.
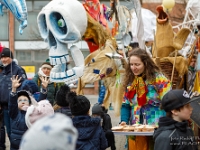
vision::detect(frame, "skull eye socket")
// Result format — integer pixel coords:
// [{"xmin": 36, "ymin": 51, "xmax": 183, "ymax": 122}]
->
[
  {"xmin": 49, "ymin": 12, "xmax": 67, "ymax": 36},
  {"xmin": 48, "ymin": 30, "xmax": 57, "ymax": 48},
  {"xmin": 38, "ymin": 14, "xmax": 48, "ymax": 39}
]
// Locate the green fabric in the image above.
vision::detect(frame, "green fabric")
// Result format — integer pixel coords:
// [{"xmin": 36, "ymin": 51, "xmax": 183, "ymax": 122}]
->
[
  {"xmin": 188, "ymin": 66, "xmax": 195, "ymax": 72},
  {"xmin": 32, "ymin": 73, "xmax": 64, "ymax": 105}
]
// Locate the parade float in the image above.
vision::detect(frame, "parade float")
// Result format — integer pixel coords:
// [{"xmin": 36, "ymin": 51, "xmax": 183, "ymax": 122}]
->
[{"xmin": 36, "ymin": 0, "xmax": 200, "ymax": 118}]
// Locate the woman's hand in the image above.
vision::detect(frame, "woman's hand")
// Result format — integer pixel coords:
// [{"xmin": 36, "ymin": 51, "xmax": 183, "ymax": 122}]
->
[
  {"xmin": 120, "ymin": 121, "xmax": 127, "ymax": 126},
  {"xmin": 11, "ymin": 75, "xmax": 22, "ymax": 93},
  {"xmin": 40, "ymin": 76, "xmax": 49, "ymax": 89}
]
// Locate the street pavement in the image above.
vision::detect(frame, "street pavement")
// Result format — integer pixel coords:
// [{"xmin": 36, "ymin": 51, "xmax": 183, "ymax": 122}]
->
[{"xmin": 5, "ymin": 95, "xmax": 127, "ymax": 150}]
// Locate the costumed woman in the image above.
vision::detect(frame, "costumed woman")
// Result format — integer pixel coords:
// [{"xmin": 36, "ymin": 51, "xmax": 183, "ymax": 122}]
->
[{"xmin": 120, "ymin": 48, "xmax": 171, "ymax": 150}]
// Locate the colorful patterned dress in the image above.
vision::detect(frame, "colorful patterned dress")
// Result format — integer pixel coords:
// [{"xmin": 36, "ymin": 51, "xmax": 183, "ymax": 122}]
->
[{"xmin": 121, "ymin": 73, "xmax": 171, "ymax": 125}]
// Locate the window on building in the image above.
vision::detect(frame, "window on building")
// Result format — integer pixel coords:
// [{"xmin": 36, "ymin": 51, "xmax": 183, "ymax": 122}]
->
[{"xmin": 0, "ymin": 12, "xmax": 9, "ymax": 40}]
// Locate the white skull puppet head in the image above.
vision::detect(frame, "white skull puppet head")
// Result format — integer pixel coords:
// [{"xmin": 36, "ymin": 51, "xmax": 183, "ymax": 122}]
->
[{"xmin": 37, "ymin": 0, "xmax": 87, "ymax": 84}]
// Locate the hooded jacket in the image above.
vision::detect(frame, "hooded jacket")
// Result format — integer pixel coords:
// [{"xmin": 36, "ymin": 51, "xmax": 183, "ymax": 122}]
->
[
  {"xmin": 153, "ymin": 116, "xmax": 198, "ymax": 150},
  {"xmin": 72, "ymin": 115, "xmax": 108, "ymax": 150},
  {"xmin": 55, "ymin": 107, "xmax": 72, "ymax": 118}
]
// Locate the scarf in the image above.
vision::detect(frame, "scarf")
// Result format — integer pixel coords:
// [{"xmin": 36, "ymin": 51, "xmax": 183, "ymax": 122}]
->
[
  {"xmin": 125, "ymin": 74, "xmax": 147, "ymax": 106},
  {"xmin": 38, "ymin": 68, "xmax": 52, "ymax": 84}
]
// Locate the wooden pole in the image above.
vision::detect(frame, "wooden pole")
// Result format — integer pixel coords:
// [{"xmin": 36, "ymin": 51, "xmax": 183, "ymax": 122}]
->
[{"xmin": 8, "ymin": 11, "xmax": 15, "ymax": 53}]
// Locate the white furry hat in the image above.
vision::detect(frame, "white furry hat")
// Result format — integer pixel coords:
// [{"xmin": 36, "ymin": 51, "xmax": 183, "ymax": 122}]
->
[
  {"xmin": 25, "ymin": 96, "xmax": 54, "ymax": 128},
  {"xmin": 20, "ymin": 113, "xmax": 78, "ymax": 150}
]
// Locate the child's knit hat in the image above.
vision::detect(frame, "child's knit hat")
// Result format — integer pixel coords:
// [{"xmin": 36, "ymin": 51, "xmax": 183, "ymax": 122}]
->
[
  {"xmin": 55, "ymin": 84, "xmax": 70, "ymax": 107},
  {"xmin": 21, "ymin": 80, "xmax": 39, "ymax": 95},
  {"xmin": 68, "ymin": 92, "xmax": 90, "ymax": 116},
  {"xmin": 92, "ymin": 103, "xmax": 103, "ymax": 115},
  {"xmin": 20, "ymin": 113, "xmax": 78, "ymax": 150},
  {"xmin": 17, "ymin": 90, "xmax": 31, "ymax": 104},
  {"xmin": 25, "ymin": 96, "xmax": 54, "ymax": 128}
]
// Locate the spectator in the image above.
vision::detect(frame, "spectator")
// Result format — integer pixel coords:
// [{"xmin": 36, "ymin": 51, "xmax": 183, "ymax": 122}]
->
[
  {"xmin": 32, "ymin": 62, "xmax": 63, "ymax": 105},
  {"xmin": 0, "ymin": 47, "xmax": 27, "ymax": 149},
  {"xmin": 154, "ymin": 89, "xmax": 198, "ymax": 150},
  {"xmin": 53, "ymin": 84, "xmax": 72, "ymax": 117},
  {"xmin": 21, "ymin": 77, "xmax": 49, "ymax": 102},
  {"xmin": 68, "ymin": 92, "xmax": 108, "ymax": 150},
  {"xmin": 19, "ymin": 113, "xmax": 78, "ymax": 150},
  {"xmin": 92, "ymin": 103, "xmax": 116, "ymax": 150},
  {"xmin": 9, "ymin": 75, "xmax": 50, "ymax": 150},
  {"xmin": 188, "ymin": 55, "xmax": 197, "ymax": 95},
  {"xmin": 9, "ymin": 75, "xmax": 31, "ymax": 150}
]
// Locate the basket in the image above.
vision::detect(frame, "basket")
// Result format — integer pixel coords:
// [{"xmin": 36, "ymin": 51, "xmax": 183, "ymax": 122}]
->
[{"xmin": 159, "ymin": 61, "xmax": 181, "ymax": 89}]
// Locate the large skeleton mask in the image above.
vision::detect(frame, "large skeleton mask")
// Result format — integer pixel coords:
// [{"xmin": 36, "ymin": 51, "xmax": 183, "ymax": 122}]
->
[{"xmin": 37, "ymin": 0, "xmax": 87, "ymax": 84}]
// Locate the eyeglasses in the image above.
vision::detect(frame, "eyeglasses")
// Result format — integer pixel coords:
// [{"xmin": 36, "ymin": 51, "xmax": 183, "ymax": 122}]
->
[{"xmin": 18, "ymin": 99, "xmax": 29, "ymax": 103}]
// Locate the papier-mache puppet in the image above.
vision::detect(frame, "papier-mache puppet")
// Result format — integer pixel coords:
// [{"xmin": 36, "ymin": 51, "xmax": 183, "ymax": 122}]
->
[
  {"xmin": 153, "ymin": 5, "xmax": 191, "ymax": 90},
  {"xmin": 0, "ymin": 0, "xmax": 28, "ymax": 34},
  {"xmin": 37, "ymin": 0, "xmax": 127, "ymax": 116}
]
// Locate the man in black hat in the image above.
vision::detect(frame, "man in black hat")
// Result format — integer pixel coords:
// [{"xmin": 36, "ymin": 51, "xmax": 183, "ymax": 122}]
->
[
  {"xmin": 0, "ymin": 47, "xmax": 27, "ymax": 149},
  {"xmin": 153, "ymin": 89, "xmax": 199, "ymax": 150}
]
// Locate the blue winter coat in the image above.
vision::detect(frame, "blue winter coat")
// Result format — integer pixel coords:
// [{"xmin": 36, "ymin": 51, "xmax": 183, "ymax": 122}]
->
[
  {"xmin": 72, "ymin": 115, "xmax": 108, "ymax": 150},
  {"xmin": 8, "ymin": 91, "xmax": 46, "ymax": 150},
  {"xmin": 0, "ymin": 61, "xmax": 27, "ymax": 105},
  {"xmin": 9, "ymin": 93, "xmax": 28, "ymax": 150}
]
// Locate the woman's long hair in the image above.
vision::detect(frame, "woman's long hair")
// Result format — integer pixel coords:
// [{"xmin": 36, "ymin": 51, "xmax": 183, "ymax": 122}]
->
[{"xmin": 123, "ymin": 48, "xmax": 160, "ymax": 89}]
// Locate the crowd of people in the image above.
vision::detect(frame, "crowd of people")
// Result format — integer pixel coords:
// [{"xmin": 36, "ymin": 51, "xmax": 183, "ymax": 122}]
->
[
  {"xmin": 0, "ymin": 45, "xmax": 199, "ymax": 150},
  {"xmin": 0, "ymin": 47, "xmax": 115, "ymax": 150}
]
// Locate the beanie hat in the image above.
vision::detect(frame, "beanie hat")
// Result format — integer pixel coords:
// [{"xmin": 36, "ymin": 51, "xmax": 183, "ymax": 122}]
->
[
  {"xmin": 0, "ymin": 48, "xmax": 13, "ymax": 59},
  {"xmin": 25, "ymin": 96, "xmax": 54, "ymax": 128},
  {"xmin": 55, "ymin": 84, "xmax": 70, "ymax": 107},
  {"xmin": 21, "ymin": 80, "xmax": 39, "ymax": 95},
  {"xmin": 17, "ymin": 90, "xmax": 31, "ymax": 104},
  {"xmin": 41, "ymin": 62, "xmax": 53, "ymax": 70},
  {"xmin": 92, "ymin": 103, "xmax": 103, "ymax": 115},
  {"xmin": 68, "ymin": 92, "xmax": 90, "ymax": 116},
  {"xmin": 20, "ymin": 113, "xmax": 78, "ymax": 150}
]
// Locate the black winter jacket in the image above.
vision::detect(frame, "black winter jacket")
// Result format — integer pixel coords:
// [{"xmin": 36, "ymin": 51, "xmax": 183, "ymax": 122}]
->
[
  {"xmin": 0, "ymin": 61, "xmax": 27, "ymax": 105},
  {"xmin": 153, "ymin": 117, "xmax": 198, "ymax": 150},
  {"xmin": 72, "ymin": 115, "xmax": 108, "ymax": 150},
  {"xmin": 55, "ymin": 107, "xmax": 72, "ymax": 118}
]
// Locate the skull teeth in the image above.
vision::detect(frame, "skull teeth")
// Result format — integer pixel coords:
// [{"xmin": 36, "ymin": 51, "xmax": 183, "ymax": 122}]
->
[
  {"xmin": 49, "ymin": 54, "xmax": 69, "ymax": 65},
  {"xmin": 50, "ymin": 66, "xmax": 84, "ymax": 84}
]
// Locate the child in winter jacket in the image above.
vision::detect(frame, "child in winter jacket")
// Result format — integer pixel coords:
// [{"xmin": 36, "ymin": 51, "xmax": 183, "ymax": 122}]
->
[
  {"xmin": 68, "ymin": 92, "xmax": 108, "ymax": 150},
  {"xmin": 9, "ymin": 75, "xmax": 49, "ymax": 150},
  {"xmin": 92, "ymin": 103, "xmax": 116, "ymax": 150},
  {"xmin": 53, "ymin": 84, "xmax": 72, "ymax": 118},
  {"xmin": 153, "ymin": 89, "xmax": 199, "ymax": 150}
]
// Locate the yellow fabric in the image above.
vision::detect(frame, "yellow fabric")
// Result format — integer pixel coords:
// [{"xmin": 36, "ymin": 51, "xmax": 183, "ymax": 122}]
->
[
  {"xmin": 83, "ymin": 13, "xmax": 112, "ymax": 48},
  {"xmin": 193, "ymin": 72, "xmax": 200, "ymax": 92},
  {"xmin": 152, "ymin": 21, "xmax": 175, "ymax": 58},
  {"xmin": 159, "ymin": 57, "xmax": 188, "ymax": 76},
  {"xmin": 173, "ymin": 28, "xmax": 191, "ymax": 50},
  {"xmin": 128, "ymin": 136, "xmax": 148, "ymax": 150},
  {"xmin": 76, "ymin": 39, "xmax": 125, "ymax": 116}
]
